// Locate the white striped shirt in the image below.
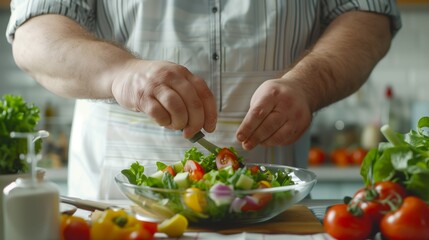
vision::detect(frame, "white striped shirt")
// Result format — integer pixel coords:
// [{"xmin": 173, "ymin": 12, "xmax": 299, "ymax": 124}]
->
[{"xmin": 7, "ymin": 0, "xmax": 401, "ymax": 199}]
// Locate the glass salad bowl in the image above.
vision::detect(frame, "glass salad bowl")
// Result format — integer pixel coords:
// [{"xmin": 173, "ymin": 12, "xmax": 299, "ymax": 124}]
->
[{"xmin": 115, "ymin": 163, "xmax": 317, "ymax": 225}]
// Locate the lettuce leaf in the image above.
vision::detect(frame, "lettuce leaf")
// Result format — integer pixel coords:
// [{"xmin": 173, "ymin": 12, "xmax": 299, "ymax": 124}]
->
[{"xmin": 361, "ymin": 116, "xmax": 429, "ymax": 200}]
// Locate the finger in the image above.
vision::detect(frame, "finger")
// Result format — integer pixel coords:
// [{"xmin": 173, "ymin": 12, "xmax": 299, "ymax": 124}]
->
[
  {"xmin": 166, "ymin": 74, "xmax": 206, "ymax": 137},
  {"xmin": 261, "ymin": 121, "xmax": 297, "ymax": 146},
  {"xmin": 153, "ymin": 84, "xmax": 189, "ymax": 130},
  {"xmin": 187, "ymin": 75, "xmax": 217, "ymax": 133},
  {"xmin": 138, "ymin": 96, "xmax": 172, "ymax": 127},
  {"xmin": 236, "ymin": 100, "xmax": 274, "ymax": 143},
  {"xmin": 241, "ymin": 110, "xmax": 287, "ymax": 150}
]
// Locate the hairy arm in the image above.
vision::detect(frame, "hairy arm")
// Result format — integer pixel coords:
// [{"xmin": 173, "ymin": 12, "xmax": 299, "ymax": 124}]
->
[
  {"xmin": 286, "ymin": 11, "xmax": 392, "ymax": 112},
  {"xmin": 237, "ymin": 11, "xmax": 392, "ymax": 150},
  {"xmin": 12, "ymin": 14, "xmax": 217, "ymax": 137},
  {"xmin": 12, "ymin": 14, "xmax": 130, "ymax": 99}
]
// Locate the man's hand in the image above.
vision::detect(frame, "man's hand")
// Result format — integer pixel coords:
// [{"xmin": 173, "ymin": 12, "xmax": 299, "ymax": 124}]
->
[
  {"xmin": 236, "ymin": 78, "xmax": 312, "ymax": 150},
  {"xmin": 12, "ymin": 14, "xmax": 217, "ymax": 138},
  {"xmin": 236, "ymin": 11, "xmax": 392, "ymax": 150},
  {"xmin": 111, "ymin": 60, "xmax": 217, "ymax": 138}
]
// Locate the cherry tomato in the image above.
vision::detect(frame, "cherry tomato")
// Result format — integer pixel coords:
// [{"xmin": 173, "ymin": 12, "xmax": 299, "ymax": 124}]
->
[
  {"xmin": 350, "ymin": 147, "xmax": 367, "ymax": 165},
  {"xmin": 249, "ymin": 165, "xmax": 260, "ymax": 174},
  {"xmin": 139, "ymin": 221, "xmax": 158, "ymax": 236},
  {"xmin": 216, "ymin": 148, "xmax": 240, "ymax": 170},
  {"xmin": 162, "ymin": 165, "xmax": 176, "ymax": 176},
  {"xmin": 308, "ymin": 147, "xmax": 326, "ymax": 166},
  {"xmin": 351, "ymin": 182, "xmax": 408, "ymax": 235},
  {"xmin": 330, "ymin": 148, "xmax": 351, "ymax": 167},
  {"xmin": 241, "ymin": 181, "xmax": 272, "ymax": 212},
  {"xmin": 324, "ymin": 204, "xmax": 372, "ymax": 240},
  {"xmin": 374, "ymin": 181, "xmax": 407, "ymax": 205},
  {"xmin": 61, "ymin": 215, "xmax": 90, "ymax": 240},
  {"xmin": 241, "ymin": 196, "xmax": 262, "ymax": 211},
  {"xmin": 380, "ymin": 196, "xmax": 429, "ymax": 240},
  {"xmin": 184, "ymin": 160, "xmax": 204, "ymax": 181},
  {"xmin": 352, "ymin": 187, "xmax": 385, "ymax": 235}
]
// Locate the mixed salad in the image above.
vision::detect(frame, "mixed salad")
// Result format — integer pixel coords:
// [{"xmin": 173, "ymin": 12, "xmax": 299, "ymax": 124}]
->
[{"xmin": 121, "ymin": 147, "xmax": 296, "ymax": 222}]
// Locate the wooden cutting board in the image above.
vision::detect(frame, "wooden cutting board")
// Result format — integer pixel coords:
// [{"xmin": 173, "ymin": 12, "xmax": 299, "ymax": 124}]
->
[{"xmin": 188, "ymin": 204, "xmax": 325, "ymax": 235}]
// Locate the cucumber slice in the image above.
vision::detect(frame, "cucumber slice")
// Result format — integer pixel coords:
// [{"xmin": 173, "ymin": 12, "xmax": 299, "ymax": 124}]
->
[
  {"xmin": 174, "ymin": 172, "xmax": 190, "ymax": 189},
  {"xmin": 235, "ymin": 174, "xmax": 254, "ymax": 190}
]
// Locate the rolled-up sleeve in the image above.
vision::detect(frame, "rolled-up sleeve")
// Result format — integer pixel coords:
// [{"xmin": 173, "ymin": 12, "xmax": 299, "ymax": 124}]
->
[
  {"xmin": 322, "ymin": 0, "xmax": 402, "ymax": 36},
  {"xmin": 5, "ymin": 0, "xmax": 96, "ymax": 43}
]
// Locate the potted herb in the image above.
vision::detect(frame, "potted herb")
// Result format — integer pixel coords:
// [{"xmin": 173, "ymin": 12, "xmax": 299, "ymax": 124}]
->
[
  {"xmin": 0, "ymin": 94, "xmax": 42, "ymax": 239},
  {"xmin": 0, "ymin": 94, "xmax": 41, "ymax": 174}
]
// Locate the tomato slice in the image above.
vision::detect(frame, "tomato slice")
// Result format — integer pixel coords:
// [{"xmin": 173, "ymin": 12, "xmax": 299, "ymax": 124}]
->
[
  {"xmin": 162, "ymin": 165, "xmax": 176, "ymax": 176},
  {"xmin": 183, "ymin": 160, "xmax": 204, "ymax": 181},
  {"xmin": 249, "ymin": 165, "xmax": 260, "ymax": 174},
  {"xmin": 139, "ymin": 220, "xmax": 158, "ymax": 236},
  {"xmin": 215, "ymin": 148, "xmax": 240, "ymax": 170},
  {"xmin": 241, "ymin": 181, "xmax": 273, "ymax": 212}
]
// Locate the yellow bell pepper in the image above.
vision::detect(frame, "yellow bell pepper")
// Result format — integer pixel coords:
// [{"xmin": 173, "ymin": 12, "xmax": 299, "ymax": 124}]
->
[
  {"xmin": 183, "ymin": 187, "xmax": 207, "ymax": 213},
  {"xmin": 90, "ymin": 208, "xmax": 147, "ymax": 240}
]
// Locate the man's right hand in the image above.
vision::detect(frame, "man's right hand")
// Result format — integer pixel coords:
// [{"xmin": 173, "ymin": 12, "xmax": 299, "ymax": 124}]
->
[
  {"xmin": 12, "ymin": 14, "xmax": 217, "ymax": 138},
  {"xmin": 111, "ymin": 60, "xmax": 217, "ymax": 138}
]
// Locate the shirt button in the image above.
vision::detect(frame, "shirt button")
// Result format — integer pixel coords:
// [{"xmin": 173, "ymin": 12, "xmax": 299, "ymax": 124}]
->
[
  {"xmin": 212, "ymin": 53, "xmax": 219, "ymax": 60},
  {"xmin": 212, "ymin": 7, "xmax": 218, "ymax": 13}
]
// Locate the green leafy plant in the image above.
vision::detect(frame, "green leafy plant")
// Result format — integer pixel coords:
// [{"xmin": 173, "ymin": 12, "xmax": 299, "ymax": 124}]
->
[
  {"xmin": 360, "ymin": 116, "xmax": 429, "ymax": 201},
  {"xmin": 0, "ymin": 94, "xmax": 41, "ymax": 174}
]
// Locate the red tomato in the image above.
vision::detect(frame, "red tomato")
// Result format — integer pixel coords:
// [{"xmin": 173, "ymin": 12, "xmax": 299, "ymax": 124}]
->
[
  {"xmin": 330, "ymin": 148, "xmax": 351, "ymax": 167},
  {"xmin": 350, "ymin": 147, "xmax": 367, "ymax": 165},
  {"xmin": 351, "ymin": 182, "xmax": 408, "ymax": 235},
  {"xmin": 374, "ymin": 181, "xmax": 407, "ymax": 201},
  {"xmin": 61, "ymin": 215, "xmax": 90, "ymax": 240},
  {"xmin": 380, "ymin": 196, "xmax": 429, "ymax": 240},
  {"xmin": 139, "ymin": 221, "xmax": 158, "ymax": 236},
  {"xmin": 216, "ymin": 148, "xmax": 240, "ymax": 170},
  {"xmin": 162, "ymin": 165, "xmax": 176, "ymax": 176},
  {"xmin": 324, "ymin": 204, "xmax": 372, "ymax": 240},
  {"xmin": 352, "ymin": 188, "xmax": 386, "ymax": 235},
  {"xmin": 249, "ymin": 165, "xmax": 260, "ymax": 174},
  {"xmin": 241, "ymin": 196, "xmax": 263, "ymax": 212},
  {"xmin": 241, "ymin": 181, "xmax": 272, "ymax": 212},
  {"xmin": 308, "ymin": 147, "xmax": 326, "ymax": 166},
  {"xmin": 184, "ymin": 160, "xmax": 205, "ymax": 181}
]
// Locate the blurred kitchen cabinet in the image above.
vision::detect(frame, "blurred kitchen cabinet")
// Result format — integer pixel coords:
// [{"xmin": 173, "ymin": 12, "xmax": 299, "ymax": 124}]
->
[{"xmin": 0, "ymin": 0, "xmax": 9, "ymax": 9}]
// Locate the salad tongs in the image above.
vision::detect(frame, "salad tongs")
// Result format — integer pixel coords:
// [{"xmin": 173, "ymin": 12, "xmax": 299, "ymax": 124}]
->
[{"xmin": 187, "ymin": 130, "xmax": 219, "ymax": 154}]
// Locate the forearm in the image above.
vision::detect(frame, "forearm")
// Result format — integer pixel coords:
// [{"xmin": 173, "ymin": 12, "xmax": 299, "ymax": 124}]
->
[
  {"xmin": 12, "ymin": 14, "xmax": 136, "ymax": 99},
  {"xmin": 283, "ymin": 11, "xmax": 392, "ymax": 113}
]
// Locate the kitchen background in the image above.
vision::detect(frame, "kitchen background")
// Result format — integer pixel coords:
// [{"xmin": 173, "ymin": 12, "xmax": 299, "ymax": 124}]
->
[{"xmin": 1, "ymin": 2, "xmax": 428, "ymax": 199}]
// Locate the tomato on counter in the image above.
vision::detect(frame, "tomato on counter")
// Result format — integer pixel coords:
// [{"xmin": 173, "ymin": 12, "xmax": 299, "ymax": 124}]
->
[
  {"xmin": 308, "ymin": 147, "xmax": 326, "ymax": 166},
  {"xmin": 61, "ymin": 215, "xmax": 91, "ymax": 240},
  {"xmin": 330, "ymin": 148, "xmax": 351, "ymax": 167},
  {"xmin": 350, "ymin": 147, "xmax": 367, "ymax": 166},
  {"xmin": 324, "ymin": 181, "xmax": 429, "ymax": 240},
  {"xmin": 324, "ymin": 203, "xmax": 372, "ymax": 240},
  {"xmin": 380, "ymin": 196, "xmax": 429, "ymax": 239},
  {"xmin": 351, "ymin": 181, "xmax": 408, "ymax": 235}
]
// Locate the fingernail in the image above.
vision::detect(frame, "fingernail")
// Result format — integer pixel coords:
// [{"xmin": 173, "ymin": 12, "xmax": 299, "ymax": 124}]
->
[{"xmin": 237, "ymin": 133, "xmax": 244, "ymax": 142}]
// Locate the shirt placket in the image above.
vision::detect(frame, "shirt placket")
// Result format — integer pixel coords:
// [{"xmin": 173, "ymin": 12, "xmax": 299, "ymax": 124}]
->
[{"xmin": 209, "ymin": 0, "xmax": 222, "ymax": 111}]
